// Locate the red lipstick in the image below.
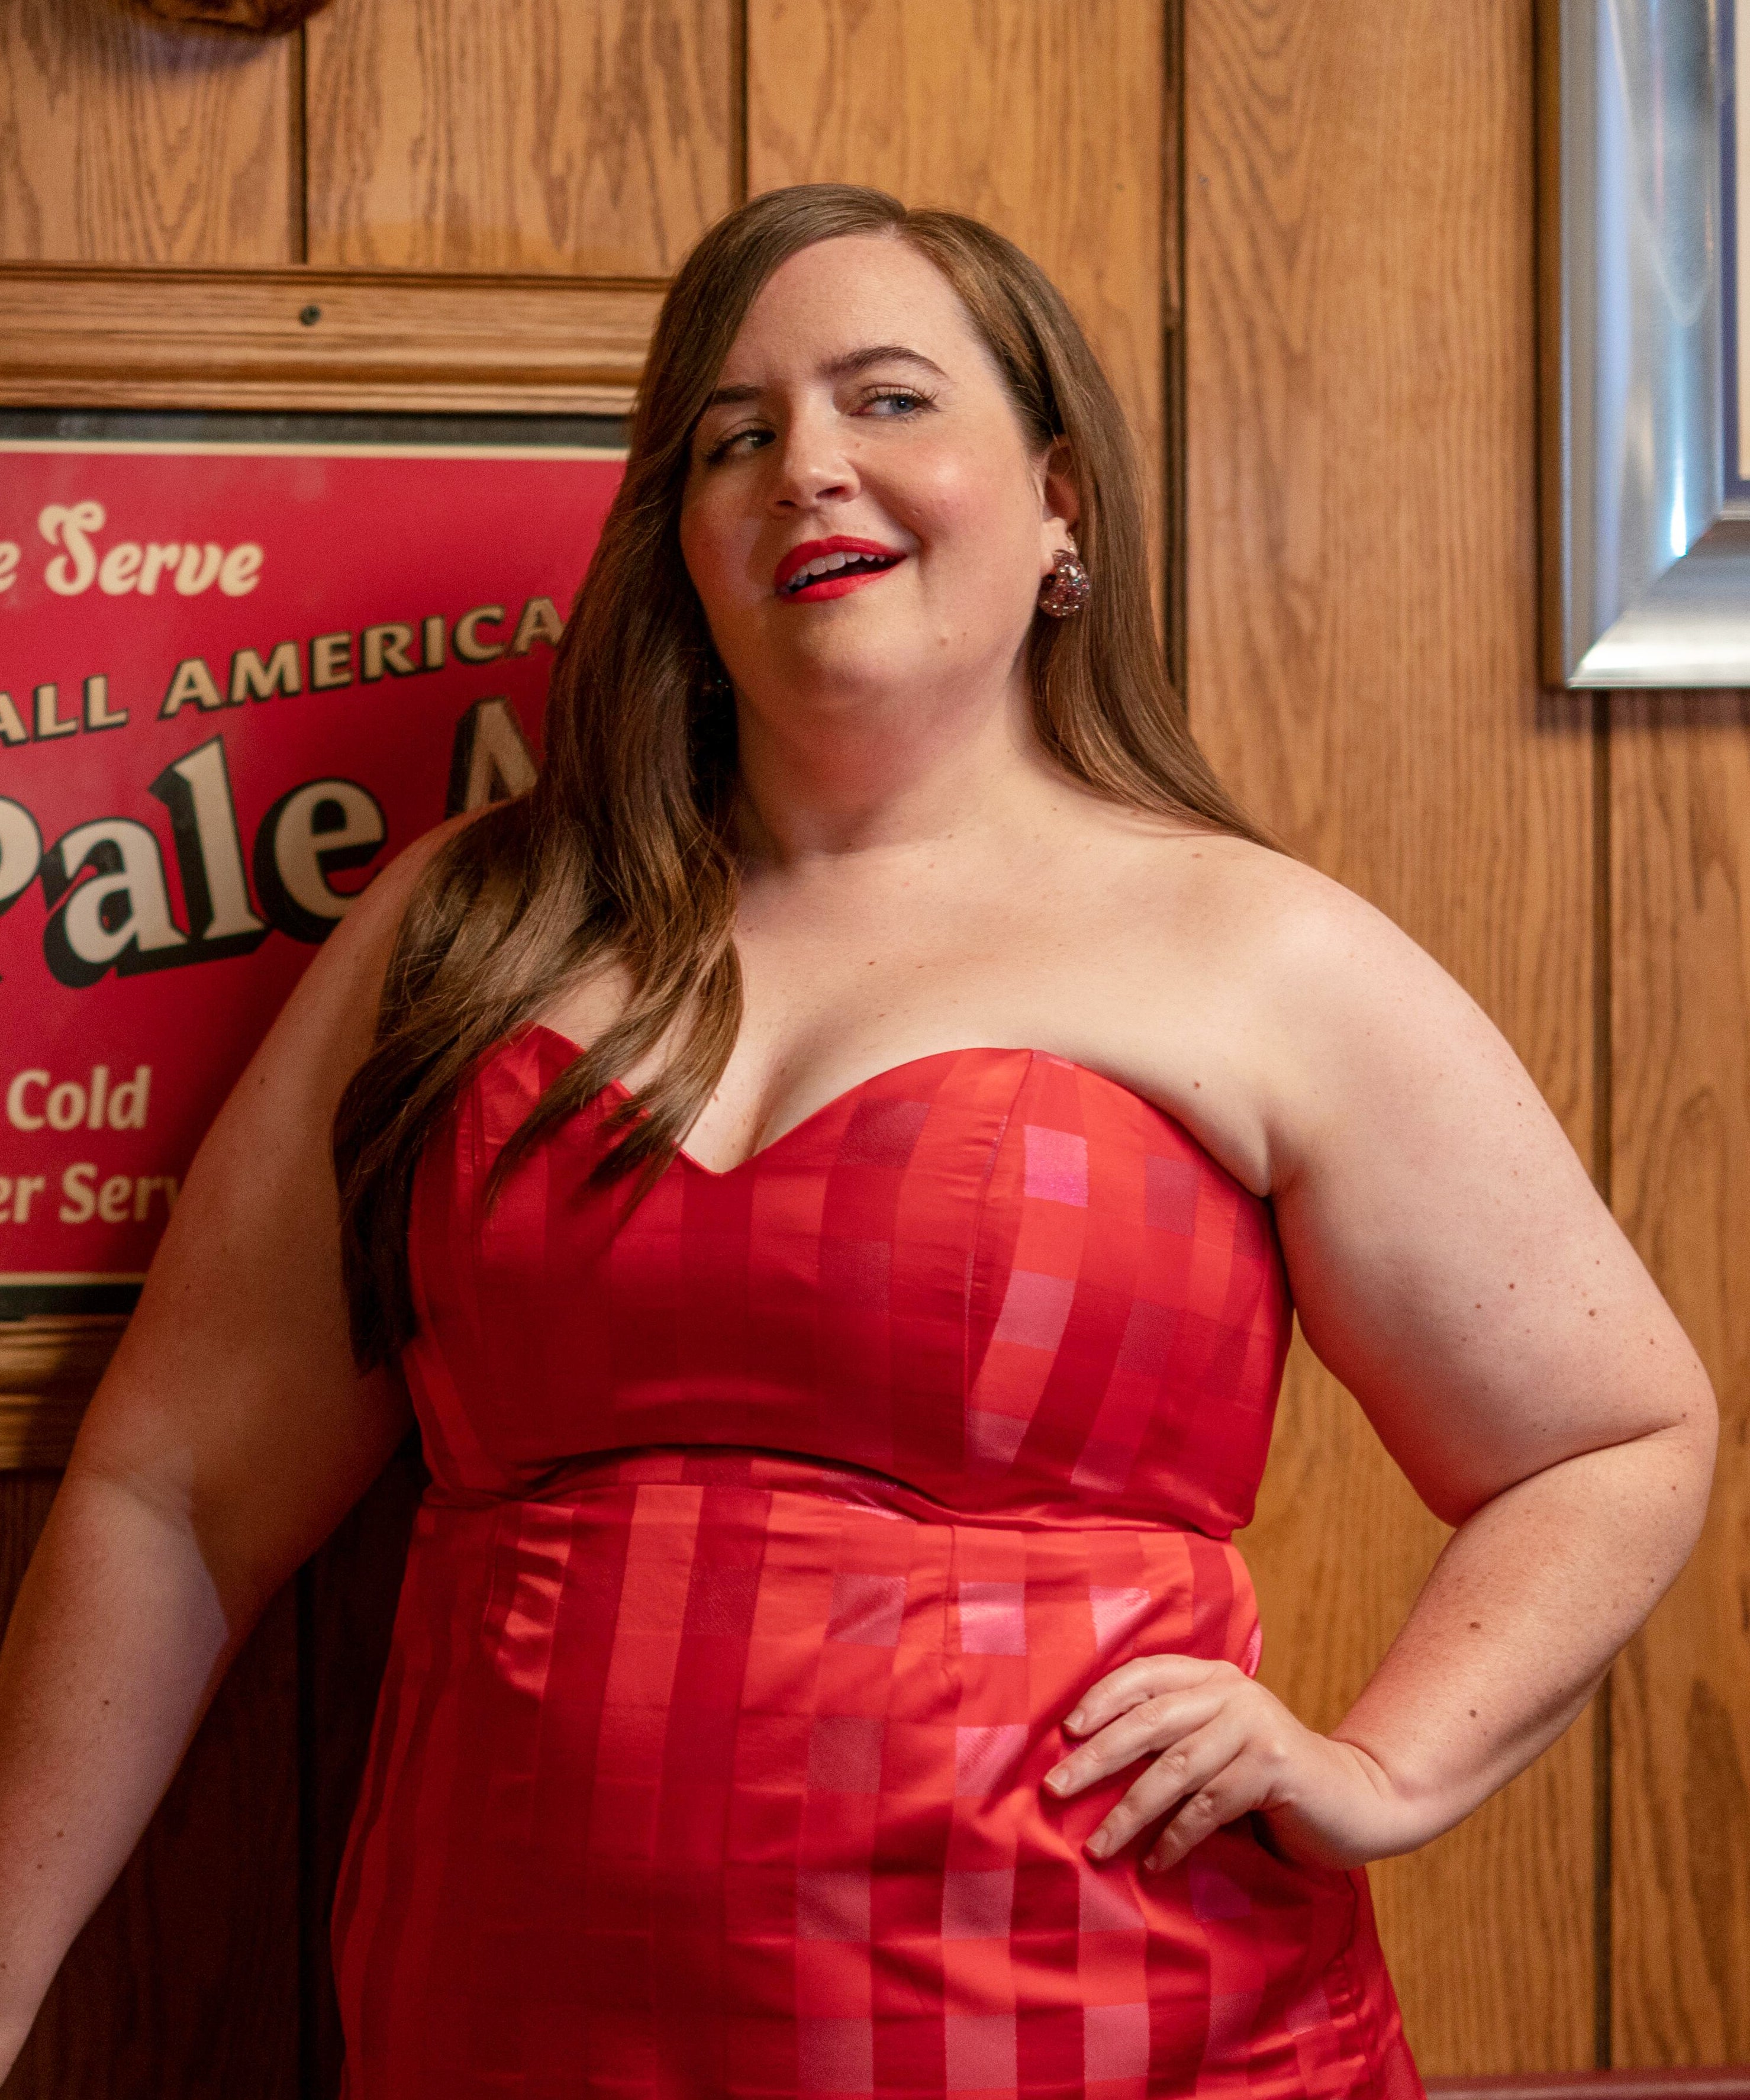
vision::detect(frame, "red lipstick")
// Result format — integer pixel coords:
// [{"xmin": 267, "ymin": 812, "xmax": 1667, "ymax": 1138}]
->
[{"xmin": 774, "ymin": 535, "xmax": 905, "ymax": 602}]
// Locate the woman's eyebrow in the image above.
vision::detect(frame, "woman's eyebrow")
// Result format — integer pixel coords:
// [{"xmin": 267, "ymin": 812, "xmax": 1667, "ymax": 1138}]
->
[
  {"xmin": 701, "ymin": 344, "xmax": 948, "ymax": 411},
  {"xmin": 823, "ymin": 344, "xmax": 948, "ymax": 381}
]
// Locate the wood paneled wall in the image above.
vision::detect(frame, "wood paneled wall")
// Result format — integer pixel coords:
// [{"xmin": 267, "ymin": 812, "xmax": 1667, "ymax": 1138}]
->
[
  {"xmin": 0, "ymin": 0, "xmax": 1745, "ymax": 2089},
  {"xmin": 1184, "ymin": 0, "xmax": 1750, "ymax": 2079},
  {"xmin": 302, "ymin": 0, "xmax": 737, "ymax": 274},
  {"xmin": 0, "ymin": 0, "xmax": 295, "ymax": 265},
  {"xmin": 1184, "ymin": 0, "xmax": 1597, "ymax": 2070},
  {"xmin": 1610, "ymin": 695, "xmax": 1750, "ymax": 2063}
]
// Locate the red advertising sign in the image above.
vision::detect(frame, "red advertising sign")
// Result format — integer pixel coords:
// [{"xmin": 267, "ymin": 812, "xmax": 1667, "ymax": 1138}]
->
[{"xmin": 0, "ymin": 411, "xmax": 624, "ymax": 1315}]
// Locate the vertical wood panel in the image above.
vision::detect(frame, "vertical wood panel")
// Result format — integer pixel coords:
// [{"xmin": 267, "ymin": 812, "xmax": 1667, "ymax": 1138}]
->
[
  {"xmin": 0, "ymin": 0, "xmax": 293, "ymax": 265},
  {"xmin": 304, "ymin": 0, "xmax": 735, "ymax": 275},
  {"xmin": 1610, "ymin": 694, "xmax": 1750, "ymax": 2063},
  {"xmin": 745, "ymin": 0, "xmax": 1166, "ymax": 550},
  {"xmin": 1162, "ymin": 0, "xmax": 1186, "ymax": 685},
  {"xmin": 0, "ymin": 1475, "xmax": 298, "ymax": 2100},
  {"xmin": 1185, "ymin": 0, "xmax": 1596, "ymax": 2072}
]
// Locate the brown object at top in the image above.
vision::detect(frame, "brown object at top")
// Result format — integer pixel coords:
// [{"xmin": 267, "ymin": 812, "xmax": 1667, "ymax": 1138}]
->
[{"xmin": 129, "ymin": 0, "xmax": 333, "ymax": 31}]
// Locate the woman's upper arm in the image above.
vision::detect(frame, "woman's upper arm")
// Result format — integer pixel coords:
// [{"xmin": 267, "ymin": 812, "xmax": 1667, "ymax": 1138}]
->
[
  {"xmin": 67, "ymin": 824, "xmax": 461, "ymax": 1610},
  {"xmin": 1256, "ymin": 876, "xmax": 1714, "ymax": 1526}
]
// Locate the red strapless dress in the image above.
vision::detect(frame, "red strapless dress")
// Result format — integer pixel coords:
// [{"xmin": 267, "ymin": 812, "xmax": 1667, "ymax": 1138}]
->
[{"xmin": 333, "ymin": 1036, "xmax": 1423, "ymax": 2099}]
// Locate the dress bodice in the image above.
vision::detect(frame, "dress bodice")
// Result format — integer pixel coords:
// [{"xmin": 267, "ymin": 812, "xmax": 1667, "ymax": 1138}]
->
[
  {"xmin": 404, "ymin": 1033, "xmax": 1293, "ymax": 1535},
  {"xmin": 334, "ymin": 1032, "xmax": 1420, "ymax": 2099}
]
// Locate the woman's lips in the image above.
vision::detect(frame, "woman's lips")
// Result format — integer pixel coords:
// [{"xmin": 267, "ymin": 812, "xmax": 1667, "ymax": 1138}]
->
[
  {"xmin": 774, "ymin": 536, "xmax": 906, "ymax": 601},
  {"xmin": 783, "ymin": 562, "xmax": 902, "ymax": 603}
]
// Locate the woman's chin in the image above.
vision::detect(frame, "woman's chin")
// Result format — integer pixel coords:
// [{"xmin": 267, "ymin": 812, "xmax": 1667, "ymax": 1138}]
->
[{"xmin": 750, "ymin": 641, "xmax": 934, "ymax": 707}]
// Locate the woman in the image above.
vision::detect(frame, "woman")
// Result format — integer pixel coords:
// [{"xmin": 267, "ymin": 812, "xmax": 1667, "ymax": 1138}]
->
[{"xmin": 0, "ymin": 186, "xmax": 1714, "ymax": 2097}]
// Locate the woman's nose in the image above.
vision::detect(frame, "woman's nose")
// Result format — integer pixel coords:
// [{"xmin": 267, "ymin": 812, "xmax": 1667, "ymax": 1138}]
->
[{"xmin": 768, "ymin": 412, "xmax": 859, "ymax": 510}]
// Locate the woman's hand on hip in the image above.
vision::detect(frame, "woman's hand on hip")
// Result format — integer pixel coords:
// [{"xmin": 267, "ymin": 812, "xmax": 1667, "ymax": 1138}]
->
[{"xmin": 1042, "ymin": 1654, "xmax": 1418, "ymax": 1874}]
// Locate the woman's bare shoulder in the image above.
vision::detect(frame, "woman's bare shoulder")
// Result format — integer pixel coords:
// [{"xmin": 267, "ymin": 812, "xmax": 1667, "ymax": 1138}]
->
[
  {"xmin": 1195, "ymin": 846, "xmax": 1543, "ymax": 1183},
  {"xmin": 326, "ymin": 810, "xmax": 478, "ymax": 970},
  {"xmin": 259, "ymin": 812, "xmax": 479, "ymax": 1067},
  {"xmin": 1117, "ymin": 826, "xmax": 1465, "ymax": 1013},
  {"xmin": 1079, "ymin": 819, "xmax": 1427, "ymax": 1020},
  {"xmin": 1087, "ymin": 822, "xmax": 1530, "ymax": 1190}
]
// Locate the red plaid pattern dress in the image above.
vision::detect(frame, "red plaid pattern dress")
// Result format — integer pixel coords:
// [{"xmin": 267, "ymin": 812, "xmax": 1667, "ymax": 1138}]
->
[{"xmin": 333, "ymin": 1035, "xmax": 1423, "ymax": 2099}]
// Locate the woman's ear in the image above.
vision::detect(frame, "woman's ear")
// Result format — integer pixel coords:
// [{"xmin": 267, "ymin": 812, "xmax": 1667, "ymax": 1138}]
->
[{"xmin": 1040, "ymin": 437, "xmax": 1081, "ymax": 543}]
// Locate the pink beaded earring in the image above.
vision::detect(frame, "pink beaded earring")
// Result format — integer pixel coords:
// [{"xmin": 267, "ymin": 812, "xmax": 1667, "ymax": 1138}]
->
[{"xmin": 1038, "ymin": 546, "xmax": 1091, "ymax": 617}]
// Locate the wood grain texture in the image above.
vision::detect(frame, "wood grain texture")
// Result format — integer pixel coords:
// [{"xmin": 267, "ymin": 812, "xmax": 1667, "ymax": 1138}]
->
[
  {"xmin": 1609, "ymin": 694, "xmax": 1750, "ymax": 2063},
  {"xmin": 304, "ymin": 0, "xmax": 734, "ymax": 275},
  {"xmin": 1533, "ymin": 0, "xmax": 1569, "ymax": 691},
  {"xmin": 1184, "ymin": 0, "xmax": 1596, "ymax": 2072},
  {"xmin": 1162, "ymin": 0, "xmax": 1186, "ymax": 685},
  {"xmin": 0, "ymin": 1320, "xmax": 120, "ymax": 1470},
  {"xmin": 0, "ymin": 1473, "xmax": 298, "ymax": 2098},
  {"xmin": 746, "ymin": 0, "xmax": 1166, "ymax": 549},
  {"xmin": 0, "ymin": 265, "xmax": 662, "ymax": 415},
  {"xmin": 0, "ymin": 0, "xmax": 292, "ymax": 265},
  {"xmin": 0, "ymin": 1402, "xmax": 83, "ymax": 1473}
]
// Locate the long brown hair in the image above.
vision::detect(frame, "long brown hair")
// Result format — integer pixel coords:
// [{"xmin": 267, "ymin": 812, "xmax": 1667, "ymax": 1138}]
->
[{"xmin": 334, "ymin": 182, "xmax": 1267, "ymax": 1367}]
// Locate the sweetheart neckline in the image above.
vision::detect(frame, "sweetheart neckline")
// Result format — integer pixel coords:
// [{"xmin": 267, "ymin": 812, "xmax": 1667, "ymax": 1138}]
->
[{"xmin": 523, "ymin": 1026, "xmax": 1217, "ymax": 1186}]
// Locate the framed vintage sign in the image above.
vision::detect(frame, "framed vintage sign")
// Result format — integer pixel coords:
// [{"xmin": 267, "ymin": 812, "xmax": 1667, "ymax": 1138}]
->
[
  {"xmin": 0, "ymin": 407, "xmax": 624, "ymax": 1339},
  {"xmin": 1541, "ymin": 0, "xmax": 1750, "ymax": 684}
]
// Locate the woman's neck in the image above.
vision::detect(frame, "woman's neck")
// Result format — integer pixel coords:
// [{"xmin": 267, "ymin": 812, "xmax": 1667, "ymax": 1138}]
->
[{"xmin": 730, "ymin": 665, "xmax": 1059, "ymax": 865}]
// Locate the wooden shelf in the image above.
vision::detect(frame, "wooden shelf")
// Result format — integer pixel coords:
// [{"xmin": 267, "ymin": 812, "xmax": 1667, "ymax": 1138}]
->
[{"xmin": 0, "ymin": 265, "xmax": 662, "ymax": 417}]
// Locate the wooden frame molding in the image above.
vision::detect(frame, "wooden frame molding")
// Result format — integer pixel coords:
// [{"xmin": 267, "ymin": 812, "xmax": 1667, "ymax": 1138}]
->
[
  {"xmin": 0, "ymin": 1319, "xmax": 124, "ymax": 1469},
  {"xmin": 0, "ymin": 267, "xmax": 663, "ymax": 417}
]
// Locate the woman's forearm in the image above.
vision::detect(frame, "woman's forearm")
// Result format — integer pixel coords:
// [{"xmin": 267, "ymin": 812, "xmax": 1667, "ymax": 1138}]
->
[
  {"xmin": 0, "ymin": 1464, "xmax": 257, "ymax": 2067},
  {"xmin": 1043, "ymin": 1404, "xmax": 1714, "ymax": 1876},
  {"xmin": 1329, "ymin": 1416, "xmax": 1714, "ymax": 1854}
]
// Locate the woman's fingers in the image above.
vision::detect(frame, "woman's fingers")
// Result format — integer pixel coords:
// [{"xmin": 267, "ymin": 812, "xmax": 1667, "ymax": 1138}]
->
[
  {"xmin": 1063, "ymin": 1653, "xmax": 1234, "ymax": 1737},
  {"xmin": 1044, "ymin": 1685, "xmax": 1227, "ymax": 1799},
  {"xmin": 1141, "ymin": 1764, "xmax": 1256, "ymax": 1875},
  {"xmin": 1050, "ymin": 1659, "xmax": 1401, "ymax": 1875},
  {"xmin": 1082, "ymin": 1715, "xmax": 1249, "ymax": 1860}
]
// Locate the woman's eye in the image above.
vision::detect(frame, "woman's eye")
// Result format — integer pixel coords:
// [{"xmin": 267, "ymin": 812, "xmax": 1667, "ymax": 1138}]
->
[
  {"xmin": 704, "ymin": 424, "xmax": 772, "ymax": 463},
  {"xmin": 700, "ymin": 388, "xmax": 930, "ymax": 462}
]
